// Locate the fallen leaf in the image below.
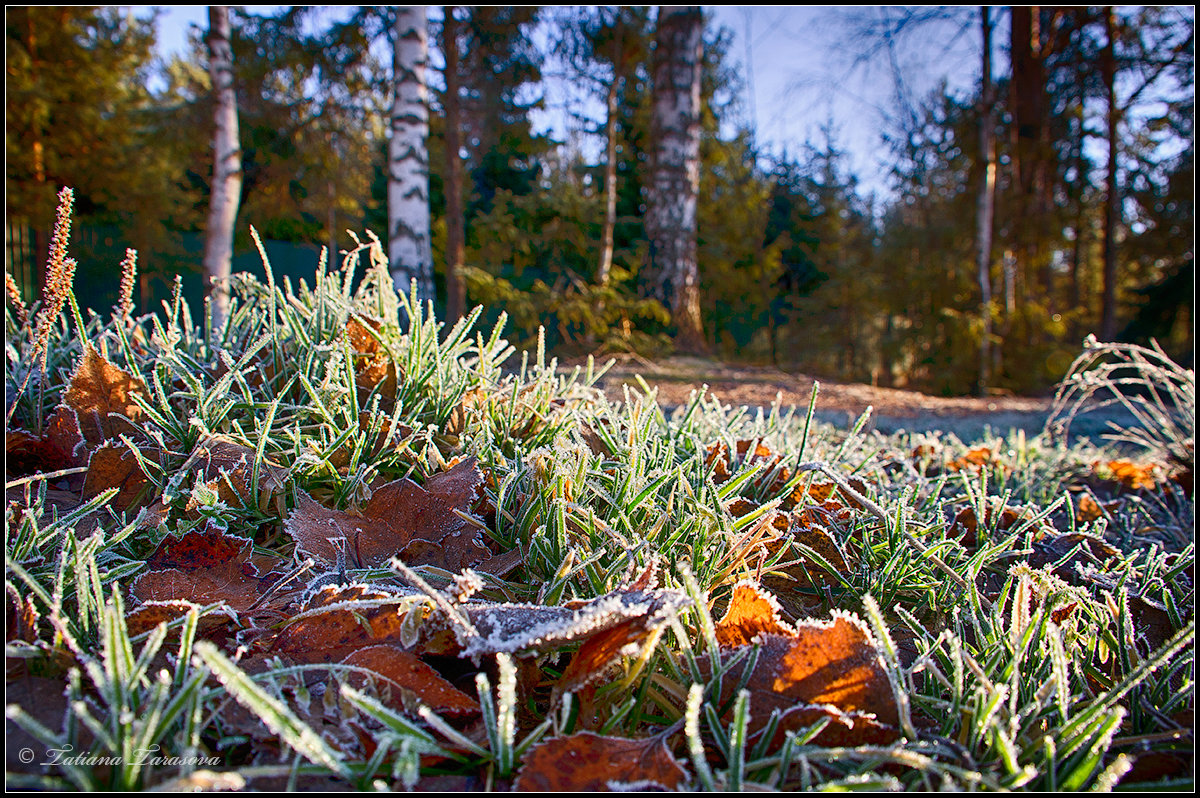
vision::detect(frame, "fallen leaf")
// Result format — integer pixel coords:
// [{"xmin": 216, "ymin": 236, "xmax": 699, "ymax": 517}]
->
[
  {"xmin": 1096, "ymin": 460, "xmax": 1160, "ymax": 491},
  {"xmin": 124, "ymin": 599, "xmax": 238, "ymax": 638},
  {"xmin": 947, "ymin": 447, "xmax": 996, "ymax": 474},
  {"xmin": 1029, "ymin": 532, "xmax": 1123, "ymax": 579},
  {"xmin": 5, "ymin": 583, "xmax": 39, "ymax": 643},
  {"xmin": 4, "ymin": 406, "xmax": 85, "ymax": 478},
  {"xmin": 700, "ymin": 592, "xmax": 900, "ymax": 748},
  {"xmin": 341, "ymin": 644, "xmax": 479, "ymax": 717},
  {"xmin": 81, "ymin": 442, "xmax": 157, "ymax": 513},
  {"xmin": 715, "ymin": 579, "xmax": 796, "ymax": 648},
  {"xmin": 286, "ymin": 457, "xmax": 489, "ymax": 572},
  {"xmin": 270, "ymin": 585, "xmax": 425, "ymax": 663},
  {"xmin": 455, "ymin": 589, "xmax": 688, "ymax": 660},
  {"xmin": 751, "ymin": 703, "xmax": 899, "ymax": 750},
  {"xmin": 131, "ymin": 525, "xmax": 270, "ymax": 615},
  {"xmin": 513, "ymin": 732, "xmax": 687, "ymax": 791},
  {"xmin": 555, "ymin": 616, "xmax": 664, "ymax": 697},
  {"xmin": 62, "ymin": 345, "xmax": 147, "ymax": 447},
  {"xmin": 706, "ymin": 439, "xmax": 779, "ymax": 485},
  {"xmin": 346, "ymin": 316, "xmax": 399, "ymax": 407}
]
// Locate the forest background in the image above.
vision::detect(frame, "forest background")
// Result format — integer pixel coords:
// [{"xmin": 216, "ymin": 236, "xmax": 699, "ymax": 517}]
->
[{"xmin": 5, "ymin": 6, "xmax": 1194, "ymax": 397}]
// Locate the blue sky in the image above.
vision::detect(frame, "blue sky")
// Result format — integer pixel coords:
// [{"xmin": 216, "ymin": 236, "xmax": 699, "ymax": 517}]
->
[{"xmin": 146, "ymin": 6, "xmax": 985, "ymax": 198}]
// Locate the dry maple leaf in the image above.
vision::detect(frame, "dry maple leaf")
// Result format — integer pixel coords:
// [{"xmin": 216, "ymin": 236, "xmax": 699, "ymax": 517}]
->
[
  {"xmin": 5, "ymin": 406, "xmax": 85, "ymax": 478},
  {"xmin": 455, "ymin": 589, "xmax": 688, "ymax": 660},
  {"xmin": 715, "ymin": 579, "xmax": 796, "ymax": 648},
  {"xmin": 63, "ymin": 345, "xmax": 147, "ymax": 447},
  {"xmin": 286, "ymin": 457, "xmax": 490, "ymax": 573},
  {"xmin": 131, "ymin": 525, "xmax": 272, "ymax": 616},
  {"xmin": 513, "ymin": 732, "xmax": 688, "ymax": 791},
  {"xmin": 341, "ymin": 644, "xmax": 479, "ymax": 718},
  {"xmin": 346, "ymin": 316, "xmax": 400, "ymax": 407},
  {"xmin": 81, "ymin": 442, "xmax": 159, "ymax": 513}
]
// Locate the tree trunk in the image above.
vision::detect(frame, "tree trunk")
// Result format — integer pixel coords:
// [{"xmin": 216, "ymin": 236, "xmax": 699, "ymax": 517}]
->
[
  {"xmin": 1100, "ymin": 7, "xmax": 1120, "ymax": 341},
  {"xmin": 597, "ymin": 14, "xmax": 625, "ymax": 288},
  {"xmin": 203, "ymin": 6, "xmax": 242, "ymax": 331},
  {"xmin": 389, "ymin": 7, "xmax": 435, "ymax": 307},
  {"xmin": 442, "ymin": 6, "xmax": 466, "ymax": 322},
  {"xmin": 646, "ymin": 6, "xmax": 706, "ymax": 352},
  {"xmin": 1009, "ymin": 6, "xmax": 1048, "ymax": 310},
  {"xmin": 975, "ymin": 6, "xmax": 996, "ymax": 396}
]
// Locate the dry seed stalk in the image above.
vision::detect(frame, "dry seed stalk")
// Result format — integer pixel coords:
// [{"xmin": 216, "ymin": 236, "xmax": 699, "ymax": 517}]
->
[
  {"xmin": 6, "ymin": 187, "xmax": 78, "ymax": 430},
  {"xmin": 5, "ymin": 271, "xmax": 28, "ymax": 326},
  {"xmin": 115, "ymin": 248, "xmax": 138, "ymax": 321}
]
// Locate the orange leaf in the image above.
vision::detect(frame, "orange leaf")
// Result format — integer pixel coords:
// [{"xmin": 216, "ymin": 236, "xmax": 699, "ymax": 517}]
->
[
  {"xmin": 700, "ymin": 590, "xmax": 899, "ymax": 748},
  {"xmin": 82, "ymin": 442, "xmax": 157, "ymax": 512},
  {"xmin": 556, "ymin": 617, "xmax": 663, "ymax": 697},
  {"xmin": 63, "ymin": 345, "xmax": 147, "ymax": 447},
  {"xmin": 341, "ymin": 644, "xmax": 479, "ymax": 717},
  {"xmin": 270, "ymin": 585, "xmax": 421, "ymax": 663},
  {"xmin": 513, "ymin": 732, "xmax": 687, "ymax": 791},
  {"xmin": 346, "ymin": 316, "xmax": 399, "ymax": 406},
  {"xmin": 715, "ymin": 579, "xmax": 796, "ymax": 648}
]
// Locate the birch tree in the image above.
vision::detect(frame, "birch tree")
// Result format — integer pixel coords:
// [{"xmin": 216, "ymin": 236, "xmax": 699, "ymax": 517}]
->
[
  {"xmin": 645, "ymin": 5, "xmax": 705, "ymax": 352},
  {"xmin": 388, "ymin": 6, "xmax": 434, "ymax": 304},
  {"xmin": 203, "ymin": 5, "xmax": 241, "ymax": 330},
  {"xmin": 976, "ymin": 6, "xmax": 996, "ymax": 394}
]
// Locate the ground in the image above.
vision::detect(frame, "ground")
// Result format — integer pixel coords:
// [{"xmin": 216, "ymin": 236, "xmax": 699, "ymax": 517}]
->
[{"xmin": 592, "ymin": 355, "xmax": 1133, "ymax": 441}]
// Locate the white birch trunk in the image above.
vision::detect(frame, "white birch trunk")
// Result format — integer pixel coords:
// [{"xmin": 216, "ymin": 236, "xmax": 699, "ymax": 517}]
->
[
  {"xmin": 646, "ymin": 6, "xmax": 705, "ymax": 351},
  {"xmin": 389, "ymin": 7, "xmax": 434, "ymax": 306},
  {"xmin": 203, "ymin": 6, "xmax": 241, "ymax": 331}
]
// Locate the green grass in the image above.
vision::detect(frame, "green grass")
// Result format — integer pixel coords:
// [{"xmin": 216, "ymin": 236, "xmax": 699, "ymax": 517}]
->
[{"xmin": 5, "ymin": 227, "xmax": 1194, "ymax": 791}]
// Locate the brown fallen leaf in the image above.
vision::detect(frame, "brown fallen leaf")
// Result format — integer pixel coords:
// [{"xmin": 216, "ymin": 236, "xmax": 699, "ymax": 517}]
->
[
  {"xmin": 700, "ymin": 585, "xmax": 900, "ymax": 748},
  {"xmin": 750, "ymin": 703, "xmax": 900, "ymax": 751},
  {"xmin": 454, "ymin": 588, "xmax": 688, "ymax": 661},
  {"xmin": 124, "ymin": 599, "xmax": 239, "ymax": 638},
  {"xmin": 341, "ymin": 644, "xmax": 479, "ymax": 718},
  {"xmin": 1028, "ymin": 532, "xmax": 1123, "ymax": 580},
  {"xmin": 81, "ymin": 442, "xmax": 158, "ymax": 513},
  {"xmin": 5, "ymin": 583, "xmax": 40, "ymax": 643},
  {"xmin": 346, "ymin": 316, "xmax": 399, "ymax": 408},
  {"xmin": 286, "ymin": 457, "xmax": 490, "ymax": 573},
  {"xmin": 4, "ymin": 406, "xmax": 86, "ymax": 478},
  {"xmin": 131, "ymin": 525, "xmax": 271, "ymax": 616},
  {"xmin": 270, "ymin": 585, "xmax": 425, "ymax": 663},
  {"xmin": 706, "ymin": 439, "xmax": 779, "ymax": 485},
  {"xmin": 555, "ymin": 617, "xmax": 664, "ymax": 698},
  {"xmin": 63, "ymin": 344, "xmax": 147, "ymax": 448},
  {"xmin": 715, "ymin": 579, "xmax": 796, "ymax": 648},
  {"xmin": 513, "ymin": 732, "xmax": 687, "ymax": 792}
]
